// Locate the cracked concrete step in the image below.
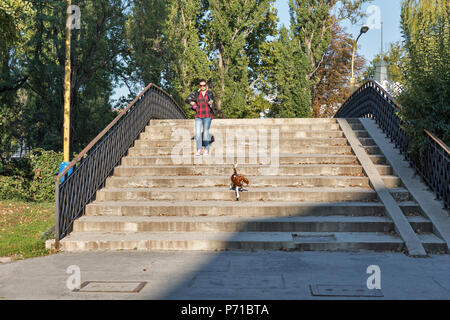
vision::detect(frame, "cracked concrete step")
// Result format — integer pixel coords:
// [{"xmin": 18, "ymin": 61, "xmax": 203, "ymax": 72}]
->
[
  {"xmin": 361, "ymin": 146, "xmax": 381, "ymax": 154},
  {"xmin": 85, "ymin": 201, "xmax": 421, "ymax": 217},
  {"xmin": 121, "ymin": 154, "xmax": 360, "ymax": 166},
  {"xmin": 150, "ymin": 119, "xmax": 339, "ymax": 125},
  {"xmin": 134, "ymin": 138, "xmax": 350, "ymax": 148},
  {"xmin": 141, "ymin": 130, "xmax": 347, "ymax": 140},
  {"xmin": 348, "ymin": 123, "xmax": 364, "ymax": 130},
  {"xmin": 55, "ymin": 231, "xmax": 407, "ymax": 252},
  {"xmin": 369, "ymin": 154, "xmax": 387, "ymax": 164},
  {"xmin": 70, "ymin": 216, "xmax": 399, "ymax": 235},
  {"xmin": 375, "ymin": 165, "xmax": 394, "ymax": 175},
  {"xmin": 73, "ymin": 215, "xmax": 396, "ymax": 233},
  {"xmin": 390, "ymin": 188, "xmax": 414, "ymax": 202},
  {"xmin": 416, "ymin": 233, "xmax": 448, "ymax": 253},
  {"xmin": 127, "ymin": 145, "xmax": 355, "ymax": 156},
  {"xmin": 353, "ymin": 130, "xmax": 370, "ymax": 138},
  {"xmin": 113, "ymin": 164, "xmax": 365, "ymax": 177},
  {"xmin": 105, "ymin": 175, "xmax": 371, "ymax": 188},
  {"xmin": 358, "ymin": 138, "xmax": 376, "ymax": 146},
  {"xmin": 95, "ymin": 187, "xmax": 377, "ymax": 202},
  {"xmin": 147, "ymin": 124, "xmax": 343, "ymax": 133},
  {"xmin": 407, "ymin": 216, "xmax": 435, "ymax": 233}
]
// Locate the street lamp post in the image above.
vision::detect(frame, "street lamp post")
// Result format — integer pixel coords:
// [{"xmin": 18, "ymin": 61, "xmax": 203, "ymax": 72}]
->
[
  {"xmin": 63, "ymin": 0, "xmax": 71, "ymax": 163},
  {"xmin": 350, "ymin": 25, "xmax": 369, "ymax": 93}
]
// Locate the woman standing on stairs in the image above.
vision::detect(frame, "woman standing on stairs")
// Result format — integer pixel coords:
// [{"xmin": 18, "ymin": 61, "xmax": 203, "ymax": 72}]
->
[{"xmin": 185, "ymin": 79, "xmax": 217, "ymax": 156}]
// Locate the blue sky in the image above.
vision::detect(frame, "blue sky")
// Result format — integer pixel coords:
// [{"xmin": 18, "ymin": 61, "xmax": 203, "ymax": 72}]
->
[{"xmin": 274, "ymin": 0, "xmax": 404, "ymax": 62}]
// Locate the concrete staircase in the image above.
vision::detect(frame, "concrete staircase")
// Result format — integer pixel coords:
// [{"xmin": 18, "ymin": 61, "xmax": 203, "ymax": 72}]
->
[{"xmin": 56, "ymin": 118, "xmax": 447, "ymax": 253}]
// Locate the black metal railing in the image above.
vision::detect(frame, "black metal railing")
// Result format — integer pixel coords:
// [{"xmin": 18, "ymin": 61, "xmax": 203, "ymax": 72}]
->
[
  {"xmin": 335, "ymin": 80, "xmax": 450, "ymax": 209},
  {"xmin": 55, "ymin": 84, "xmax": 186, "ymax": 246}
]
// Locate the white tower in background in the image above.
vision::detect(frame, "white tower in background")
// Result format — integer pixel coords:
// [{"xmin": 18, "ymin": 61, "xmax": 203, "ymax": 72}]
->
[{"xmin": 374, "ymin": 21, "xmax": 390, "ymax": 89}]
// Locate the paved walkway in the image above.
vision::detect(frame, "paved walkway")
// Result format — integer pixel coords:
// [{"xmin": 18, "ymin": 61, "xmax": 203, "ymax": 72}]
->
[{"xmin": 0, "ymin": 250, "xmax": 449, "ymax": 299}]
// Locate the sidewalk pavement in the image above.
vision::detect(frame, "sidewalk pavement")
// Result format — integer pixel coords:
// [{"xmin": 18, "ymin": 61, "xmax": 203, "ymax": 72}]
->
[{"xmin": 0, "ymin": 250, "xmax": 449, "ymax": 300}]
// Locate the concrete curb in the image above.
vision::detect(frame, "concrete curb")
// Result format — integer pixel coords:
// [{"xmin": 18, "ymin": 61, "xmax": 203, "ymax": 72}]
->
[
  {"xmin": 337, "ymin": 118, "xmax": 427, "ymax": 257},
  {"xmin": 360, "ymin": 118, "xmax": 450, "ymax": 252}
]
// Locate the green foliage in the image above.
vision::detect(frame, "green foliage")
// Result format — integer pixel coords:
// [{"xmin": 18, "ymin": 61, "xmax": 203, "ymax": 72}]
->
[
  {"xmin": 163, "ymin": 0, "xmax": 212, "ymax": 108},
  {"xmin": 364, "ymin": 42, "xmax": 408, "ymax": 85},
  {"xmin": 28, "ymin": 149, "xmax": 63, "ymax": 202},
  {"xmin": 0, "ymin": 149, "xmax": 63, "ymax": 202},
  {"xmin": 203, "ymin": 0, "xmax": 278, "ymax": 117},
  {"xmin": 398, "ymin": 0, "xmax": 450, "ymax": 154},
  {"xmin": 1, "ymin": 0, "xmax": 128, "ymax": 154},
  {"xmin": 289, "ymin": 0, "xmax": 371, "ymax": 80},
  {"xmin": 0, "ymin": 176, "xmax": 30, "ymax": 201},
  {"xmin": 260, "ymin": 27, "xmax": 312, "ymax": 118}
]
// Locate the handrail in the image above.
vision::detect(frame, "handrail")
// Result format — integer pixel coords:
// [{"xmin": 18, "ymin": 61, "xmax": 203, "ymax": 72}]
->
[
  {"xmin": 335, "ymin": 80, "xmax": 449, "ymax": 209},
  {"xmin": 55, "ymin": 83, "xmax": 186, "ymax": 247},
  {"xmin": 425, "ymin": 129, "xmax": 450, "ymax": 154},
  {"xmin": 56, "ymin": 83, "xmax": 184, "ymax": 181}
]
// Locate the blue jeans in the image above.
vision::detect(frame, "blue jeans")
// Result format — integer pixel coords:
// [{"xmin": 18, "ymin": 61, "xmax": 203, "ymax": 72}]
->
[{"xmin": 195, "ymin": 117, "xmax": 212, "ymax": 151}]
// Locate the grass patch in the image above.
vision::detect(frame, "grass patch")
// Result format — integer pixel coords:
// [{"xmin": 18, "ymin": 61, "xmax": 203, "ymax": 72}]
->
[{"xmin": 0, "ymin": 201, "xmax": 55, "ymax": 260}]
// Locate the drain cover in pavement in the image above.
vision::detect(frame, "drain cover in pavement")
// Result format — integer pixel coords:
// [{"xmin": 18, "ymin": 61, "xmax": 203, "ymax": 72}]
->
[
  {"xmin": 310, "ymin": 284, "xmax": 383, "ymax": 297},
  {"xmin": 74, "ymin": 281, "xmax": 147, "ymax": 293}
]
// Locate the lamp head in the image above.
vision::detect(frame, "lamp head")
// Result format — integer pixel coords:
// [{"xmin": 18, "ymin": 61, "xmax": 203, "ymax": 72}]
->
[{"xmin": 360, "ymin": 25, "xmax": 370, "ymax": 34}]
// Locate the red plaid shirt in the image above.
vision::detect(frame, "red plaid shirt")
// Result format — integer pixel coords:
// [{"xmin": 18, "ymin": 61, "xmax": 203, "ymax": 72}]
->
[{"xmin": 194, "ymin": 91, "xmax": 214, "ymax": 119}]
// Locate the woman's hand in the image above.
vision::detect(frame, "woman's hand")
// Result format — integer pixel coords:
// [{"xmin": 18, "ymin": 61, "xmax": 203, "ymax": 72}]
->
[
  {"xmin": 208, "ymin": 100, "xmax": 214, "ymax": 105},
  {"xmin": 190, "ymin": 101, "xmax": 196, "ymax": 106}
]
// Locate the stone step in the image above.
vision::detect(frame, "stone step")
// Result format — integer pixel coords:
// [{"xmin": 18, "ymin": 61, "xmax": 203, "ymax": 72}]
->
[
  {"xmin": 85, "ymin": 201, "xmax": 420, "ymax": 217},
  {"xmin": 113, "ymin": 164, "xmax": 365, "ymax": 177},
  {"xmin": 105, "ymin": 174, "xmax": 402, "ymax": 189},
  {"xmin": 369, "ymin": 155, "xmax": 387, "ymax": 164},
  {"xmin": 120, "ymin": 154, "xmax": 359, "ymax": 166},
  {"xmin": 56, "ymin": 231, "xmax": 407, "ymax": 252},
  {"xmin": 95, "ymin": 187, "xmax": 377, "ymax": 202},
  {"xmin": 73, "ymin": 215, "xmax": 395, "ymax": 233},
  {"xmin": 150, "ymin": 118, "xmax": 339, "ymax": 126},
  {"xmin": 358, "ymin": 138, "xmax": 376, "ymax": 146},
  {"xmin": 382, "ymin": 176, "xmax": 402, "ymax": 188},
  {"xmin": 134, "ymin": 138, "xmax": 350, "ymax": 148},
  {"xmin": 353, "ymin": 130, "xmax": 370, "ymax": 138},
  {"xmin": 349, "ymin": 123, "xmax": 364, "ymax": 130},
  {"xmin": 376, "ymin": 165, "xmax": 394, "ymax": 175},
  {"xmin": 141, "ymin": 130, "xmax": 347, "ymax": 140},
  {"xmin": 127, "ymin": 145, "xmax": 354, "ymax": 156},
  {"xmin": 147, "ymin": 124, "xmax": 342, "ymax": 133},
  {"xmin": 390, "ymin": 188, "xmax": 414, "ymax": 202},
  {"xmin": 105, "ymin": 175, "xmax": 371, "ymax": 189},
  {"xmin": 417, "ymin": 233, "xmax": 448, "ymax": 253},
  {"xmin": 96, "ymin": 186, "xmax": 412, "ymax": 203},
  {"xmin": 362, "ymin": 146, "xmax": 381, "ymax": 154},
  {"xmin": 407, "ymin": 216, "xmax": 434, "ymax": 233}
]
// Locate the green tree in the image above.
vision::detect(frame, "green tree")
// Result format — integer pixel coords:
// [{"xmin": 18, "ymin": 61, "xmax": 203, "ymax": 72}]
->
[
  {"xmin": 205, "ymin": 0, "xmax": 277, "ymax": 118},
  {"xmin": 288, "ymin": 0, "xmax": 370, "ymax": 80},
  {"xmin": 260, "ymin": 27, "xmax": 312, "ymax": 118},
  {"xmin": 364, "ymin": 41, "xmax": 407, "ymax": 85},
  {"xmin": 125, "ymin": 0, "xmax": 167, "ymax": 90},
  {"xmin": 0, "ymin": 0, "xmax": 35, "ymax": 162},
  {"xmin": 399, "ymin": 0, "xmax": 449, "ymax": 149},
  {"xmin": 21, "ymin": 0, "xmax": 129, "ymax": 152},
  {"xmin": 163, "ymin": 0, "xmax": 211, "ymax": 114}
]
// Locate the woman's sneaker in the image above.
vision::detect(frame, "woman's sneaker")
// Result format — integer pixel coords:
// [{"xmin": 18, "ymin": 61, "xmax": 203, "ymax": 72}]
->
[
  {"xmin": 203, "ymin": 149, "xmax": 209, "ymax": 156},
  {"xmin": 195, "ymin": 149, "xmax": 203, "ymax": 156}
]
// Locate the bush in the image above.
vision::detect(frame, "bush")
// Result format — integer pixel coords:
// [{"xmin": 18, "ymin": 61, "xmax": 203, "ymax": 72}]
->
[
  {"xmin": 399, "ymin": 0, "xmax": 450, "ymax": 154},
  {"xmin": 28, "ymin": 149, "xmax": 64, "ymax": 202},
  {"xmin": 0, "ymin": 148, "xmax": 63, "ymax": 202},
  {"xmin": 0, "ymin": 175, "xmax": 30, "ymax": 201}
]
